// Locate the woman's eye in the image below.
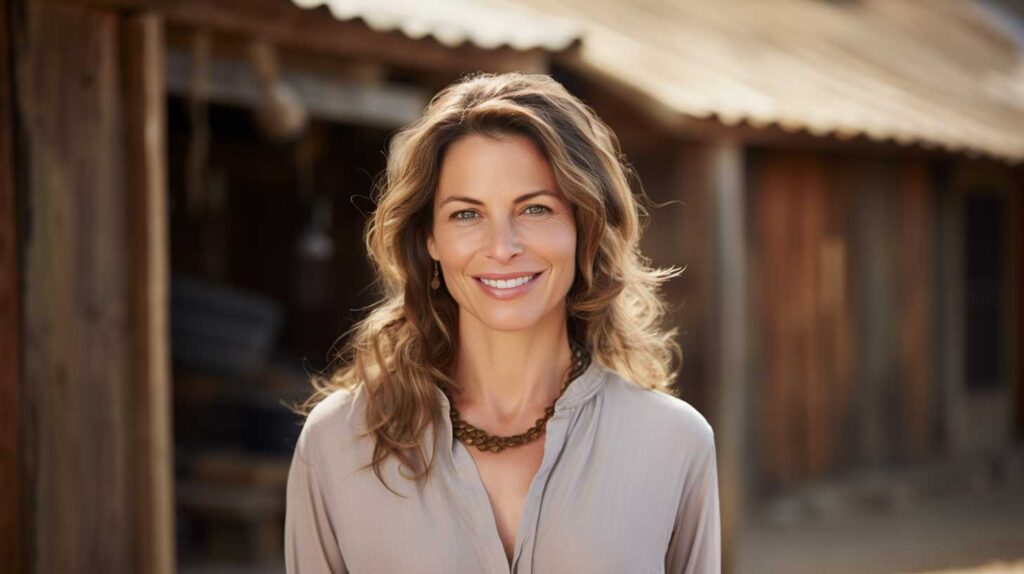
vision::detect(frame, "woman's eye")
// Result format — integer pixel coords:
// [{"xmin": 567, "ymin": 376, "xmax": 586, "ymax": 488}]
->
[
  {"xmin": 451, "ymin": 210, "xmax": 478, "ymax": 220},
  {"xmin": 524, "ymin": 205, "xmax": 552, "ymax": 215}
]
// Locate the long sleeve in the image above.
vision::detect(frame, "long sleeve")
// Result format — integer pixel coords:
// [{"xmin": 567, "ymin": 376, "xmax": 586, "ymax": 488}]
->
[
  {"xmin": 284, "ymin": 448, "xmax": 348, "ymax": 574},
  {"xmin": 664, "ymin": 435, "xmax": 721, "ymax": 574}
]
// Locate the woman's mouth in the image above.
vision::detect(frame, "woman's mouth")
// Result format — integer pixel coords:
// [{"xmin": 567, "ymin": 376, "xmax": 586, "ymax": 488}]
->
[{"xmin": 473, "ymin": 271, "xmax": 543, "ymax": 300}]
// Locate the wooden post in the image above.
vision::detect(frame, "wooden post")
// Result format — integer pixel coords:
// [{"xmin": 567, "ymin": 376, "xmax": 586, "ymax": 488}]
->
[
  {"xmin": 849, "ymin": 159, "xmax": 901, "ymax": 465},
  {"xmin": 935, "ymin": 165, "xmax": 966, "ymax": 454},
  {"xmin": 0, "ymin": 0, "xmax": 25, "ymax": 571},
  {"xmin": 709, "ymin": 139, "xmax": 747, "ymax": 574},
  {"xmin": 123, "ymin": 13, "xmax": 175, "ymax": 574},
  {"xmin": 19, "ymin": 2, "xmax": 133, "ymax": 570}
]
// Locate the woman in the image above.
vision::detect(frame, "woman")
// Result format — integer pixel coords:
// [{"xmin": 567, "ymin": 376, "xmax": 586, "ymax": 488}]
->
[{"xmin": 285, "ymin": 72, "xmax": 720, "ymax": 573}]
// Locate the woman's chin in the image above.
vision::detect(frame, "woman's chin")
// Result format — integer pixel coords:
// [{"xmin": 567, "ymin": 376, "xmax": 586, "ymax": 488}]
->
[{"xmin": 469, "ymin": 308, "xmax": 549, "ymax": 333}]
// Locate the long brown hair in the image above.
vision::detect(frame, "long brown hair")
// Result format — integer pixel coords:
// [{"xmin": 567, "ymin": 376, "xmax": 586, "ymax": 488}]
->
[{"xmin": 295, "ymin": 71, "xmax": 683, "ymax": 494}]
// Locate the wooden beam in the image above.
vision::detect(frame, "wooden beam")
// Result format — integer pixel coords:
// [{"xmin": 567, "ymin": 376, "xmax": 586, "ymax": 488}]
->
[
  {"xmin": 19, "ymin": 2, "xmax": 134, "ymax": 570},
  {"xmin": 163, "ymin": 42, "xmax": 429, "ymax": 128},
  {"xmin": 122, "ymin": 13, "xmax": 175, "ymax": 574},
  {"xmin": 43, "ymin": 0, "xmax": 552, "ymax": 75},
  {"xmin": 0, "ymin": 0, "xmax": 25, "ymax": 571}
]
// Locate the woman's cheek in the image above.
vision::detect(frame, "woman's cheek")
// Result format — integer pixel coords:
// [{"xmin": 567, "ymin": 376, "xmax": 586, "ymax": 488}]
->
[
  {"xmin": 540, "ymin": 218, "xmax": 577, "ymax": 250},
  {"xmin": 438, "ymin": 225, "xmax": 482, "ymax": 256}
]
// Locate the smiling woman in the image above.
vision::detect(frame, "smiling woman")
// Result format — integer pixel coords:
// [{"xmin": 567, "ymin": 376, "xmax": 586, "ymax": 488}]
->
[
  {"xmin": 285, "ymin": 72, "xmax": 720, "ymax": 573},
  {"xmin": 428, "ymin": 133, "xmax": 577, "ymax": 326}
]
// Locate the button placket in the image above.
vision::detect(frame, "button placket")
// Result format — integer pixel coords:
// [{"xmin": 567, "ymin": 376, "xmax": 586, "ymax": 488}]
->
[
  {"xmin": 510, "ymin": 408, "xmax": 572, "ymax": 573},
  {"xmin": 452, "ymin": 441, "xmax": 511, "ymax": 573},
  {"xmin": 436, "ymin": 392, "xmax": 508, "ymax": 572}
]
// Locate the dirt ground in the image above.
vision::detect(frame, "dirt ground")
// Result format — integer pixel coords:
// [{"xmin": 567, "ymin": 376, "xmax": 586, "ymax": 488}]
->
[{"xmin": 737, "ymin": 484, "xmax": 1024, "ymax": 574}]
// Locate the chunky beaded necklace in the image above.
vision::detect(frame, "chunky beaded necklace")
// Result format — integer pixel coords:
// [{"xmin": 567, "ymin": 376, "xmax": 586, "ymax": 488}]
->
[{"xmin": 442, "ymin": 340, "xmax": 591, "ymax": 453}]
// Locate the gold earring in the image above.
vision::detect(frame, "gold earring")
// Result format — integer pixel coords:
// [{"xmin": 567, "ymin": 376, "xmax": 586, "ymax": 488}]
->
[{"xmin": 431, "ymin": 261, "xmax": 440, "ymax": 290}]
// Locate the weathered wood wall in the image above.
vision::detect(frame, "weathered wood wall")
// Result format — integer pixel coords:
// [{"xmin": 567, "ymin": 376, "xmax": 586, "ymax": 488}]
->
[
  {"xmin": 848, "ymin": 158, "xmax": 903, "ymax": 468},
  {"xmin": 19, "ymin": 2, "xmax": 133, "ymax": 570},
  {"xmin": 898, "ymin": 161, "xmax": 935, "ymax": 459},
  {"xmin": 752, "ymin": 150, "xmax": 948, "ymax": 484},
  {"xmin": 754, "ymin": 151, "xmax": 856, "ymax": 484}
]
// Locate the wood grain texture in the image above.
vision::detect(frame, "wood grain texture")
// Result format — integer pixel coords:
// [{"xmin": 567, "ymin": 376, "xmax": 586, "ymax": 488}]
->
[
  {"xmin": 45, "ymin": 0, "xmax": 550, "ymax": 75},
  {"xmin": 755, "ymin": 152, "xmax": 856, "ymax": 483},
  {"xmin": 0, "ymin": 0, "xmax": 24, "ymax": 571},
  {"xmin": 898, "ymin": 161, "xmax": 935, "ymax": 459},
  {"xmin": 20, "ymin": 2, "xmax": 133, "ymax": 570},
  {"xmin": 122, "ymin": 13, "xmax": 175, "ymax": 574}
]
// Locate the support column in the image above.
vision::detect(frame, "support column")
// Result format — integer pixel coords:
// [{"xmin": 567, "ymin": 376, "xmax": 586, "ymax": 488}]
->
[
  {"xmin": 710, "ymin": 140, "xmax": 748, "ymax": 574},
  {"xmin": 123, "ymin": 13, "xmax": 175, "ymax": 574}
]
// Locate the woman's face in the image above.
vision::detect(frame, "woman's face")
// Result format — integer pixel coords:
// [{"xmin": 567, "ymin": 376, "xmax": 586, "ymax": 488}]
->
[{"xmin": 427, "ymin": 133, "xmax": 577, "ymax": 333}]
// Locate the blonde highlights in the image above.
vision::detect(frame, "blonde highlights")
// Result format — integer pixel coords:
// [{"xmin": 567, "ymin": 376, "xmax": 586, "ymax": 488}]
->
[{"xmin": 294, "ymin": 72, "xmax": 682, "ymax": 493}]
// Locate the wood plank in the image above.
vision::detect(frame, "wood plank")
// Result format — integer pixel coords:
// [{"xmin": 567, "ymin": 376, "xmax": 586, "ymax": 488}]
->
[
  {"xmin": 821, "ymin": 156, "xmax": 856, "ymax": 472},
  {"xmin": 672, "ymin": 142, "xmax": 716, "ymax": 438},
  {"xmin": 935, "ymin": 164, "xmax": 967, "ymax": 453},
  {"xmin": 898, "ymin": 160, "xmax": 934, "ymax": 459},
  {"xmin": 754, "ymin": 151, "xmax": 858, "ymax": 482},
  {"xmin": 45, "ymin": 0, "xmax": 551, "ymax": 75},
  {"xmin": 0, "ymin": 0, "xmax": 25, "ymax": 571},
  {"xmin": 800, "ymin": 155, "xmax": 828, "ymax": 476},
  {"xmin": 849, "ymin": 158, "xmax": 901, "ymax": 465},
  {"xmin": 122, "ymin": 13, "xmax": 175, "ymax": 574},
  {"xmin": 19, "ymin": 2, "xmax": 133, "ymax": 570}
]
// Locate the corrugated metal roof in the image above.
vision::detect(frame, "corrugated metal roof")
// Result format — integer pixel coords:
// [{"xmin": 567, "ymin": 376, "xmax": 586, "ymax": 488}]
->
[
  {"xmin": 511, "ymin": 0, "xmax": 1024, "ymax": 162},
  {"xmin": 290, "ymin": 0, "xmax": 582, "ymax": 52}
]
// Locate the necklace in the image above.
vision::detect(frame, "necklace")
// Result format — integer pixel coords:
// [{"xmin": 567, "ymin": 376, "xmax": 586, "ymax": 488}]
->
[{"xmin": 442, "ymin": 340, "xmax": 592, "ymax": 453}]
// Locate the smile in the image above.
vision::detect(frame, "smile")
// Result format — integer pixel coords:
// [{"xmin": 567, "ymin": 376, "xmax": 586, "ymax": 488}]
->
[
  {"xmin": 473, "ymin": 271, "xmax": 543, "ymax": 300},
  {"xmin": 479, "ymin": 274, "xmax": 537, "ymax": 288}
]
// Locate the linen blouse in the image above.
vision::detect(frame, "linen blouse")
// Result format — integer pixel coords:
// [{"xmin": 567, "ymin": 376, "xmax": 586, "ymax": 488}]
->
[{"xmin": 284, "ymin": 358, "xmax": 721, "ymax": 573}]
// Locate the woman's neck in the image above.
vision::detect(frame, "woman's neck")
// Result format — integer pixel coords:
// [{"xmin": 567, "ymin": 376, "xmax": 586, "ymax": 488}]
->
[{"xmin": 452, "ymin": 314, "xmax": 574, "ymax": 428}]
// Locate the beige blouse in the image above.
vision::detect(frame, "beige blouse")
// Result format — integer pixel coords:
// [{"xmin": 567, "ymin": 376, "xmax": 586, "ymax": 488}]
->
[{"xmin": 284, "ymin": 358, "xmax": 720, "ymax": 573}]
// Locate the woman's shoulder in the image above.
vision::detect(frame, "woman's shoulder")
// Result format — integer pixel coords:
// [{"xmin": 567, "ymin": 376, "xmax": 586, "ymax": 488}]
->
[
  {"xmin": 293, "ymin": 384, "xmax": 369, "ymax": 466},
  {"xmin": 600, "ymin": 366, "xmax": 715, "ymax": 450}
]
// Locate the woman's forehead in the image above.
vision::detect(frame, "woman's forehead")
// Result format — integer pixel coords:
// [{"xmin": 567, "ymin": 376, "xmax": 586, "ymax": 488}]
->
[{"xmin": 435, "ymin": 134, "xmax": 563, "ymax": 204}]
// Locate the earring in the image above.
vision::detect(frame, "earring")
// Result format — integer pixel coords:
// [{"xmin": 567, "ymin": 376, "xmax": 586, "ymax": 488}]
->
[{"xmin": 431, "ymin": 260, "xmax": 440, "ymax": 290}]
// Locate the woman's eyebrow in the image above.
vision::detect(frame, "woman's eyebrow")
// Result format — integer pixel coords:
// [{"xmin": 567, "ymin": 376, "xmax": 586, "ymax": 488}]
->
[
  {"xmin": 516, "ymin": 190, "xmax": 557, "ymax": 203},
  {"xmin": 439, "ymin": 190, "xmax": 557, "ymax": 207}
]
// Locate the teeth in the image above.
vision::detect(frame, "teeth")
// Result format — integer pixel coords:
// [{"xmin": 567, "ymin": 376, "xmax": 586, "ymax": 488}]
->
[{"xmin": 480, "ymin": 274, "xmax": 536, "ymax": 289}]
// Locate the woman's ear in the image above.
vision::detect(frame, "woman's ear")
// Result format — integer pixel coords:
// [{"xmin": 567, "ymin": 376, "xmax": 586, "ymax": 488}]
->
[{"xmin": 426, "ymin": 234, "xmax": 438, "ymax": 261}]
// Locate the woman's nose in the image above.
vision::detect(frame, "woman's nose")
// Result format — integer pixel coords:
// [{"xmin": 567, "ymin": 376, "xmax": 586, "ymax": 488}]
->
[{"xmin": 484, "ymin": 217, "xmax": 523, "ymax": 261}]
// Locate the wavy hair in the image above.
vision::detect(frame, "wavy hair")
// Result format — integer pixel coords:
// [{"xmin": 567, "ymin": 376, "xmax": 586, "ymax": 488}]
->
[{"xmin": 294, "ymin": 71, "xmax": 683, "ymax": 494}]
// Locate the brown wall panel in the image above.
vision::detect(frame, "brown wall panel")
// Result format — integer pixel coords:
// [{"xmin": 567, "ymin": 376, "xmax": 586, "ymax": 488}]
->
[
  {"xmin": 754, "ymin": 151, "xmax": 856, "ymax": 485},
  {"xmin": 19, "ymin": 2, "xmax": 134, "ymax": 570},
  {"xmin": 898, "ymin": 161, "xmax": 935, "ymax": 458}
]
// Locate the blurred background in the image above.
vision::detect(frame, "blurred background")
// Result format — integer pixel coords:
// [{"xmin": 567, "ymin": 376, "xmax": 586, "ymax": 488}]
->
[{"xmin": 1, "ymin": 0, "xmax": 1022, "ymax": 573}]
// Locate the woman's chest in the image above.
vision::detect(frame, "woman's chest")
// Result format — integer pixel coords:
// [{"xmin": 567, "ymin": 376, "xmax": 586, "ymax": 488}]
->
[
  {"xmin": 465, "ymin": 440, "xmax": 547, "ymax": 561},
  {"xmin": 326, "ymin": 435, "xmax": 680, "ymax": 573}
]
